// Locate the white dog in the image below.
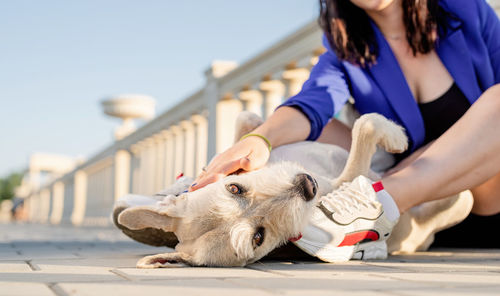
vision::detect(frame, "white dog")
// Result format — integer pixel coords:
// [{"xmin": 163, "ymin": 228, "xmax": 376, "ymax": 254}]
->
[{"xmin": 113, "ymin": 112, "xmax": 472, "ymax": 267}]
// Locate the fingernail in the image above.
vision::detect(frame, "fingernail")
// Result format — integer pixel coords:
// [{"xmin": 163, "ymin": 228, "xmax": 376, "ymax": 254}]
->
[{"xmin": 190, "ymin": 183, "xmax": 197, "ymax": 187}]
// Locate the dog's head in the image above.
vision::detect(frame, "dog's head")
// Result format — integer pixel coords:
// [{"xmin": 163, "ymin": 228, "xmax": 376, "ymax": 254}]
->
[{"xmin": 118, "ymin": 162, "xmax": 318, "ymax": 267}]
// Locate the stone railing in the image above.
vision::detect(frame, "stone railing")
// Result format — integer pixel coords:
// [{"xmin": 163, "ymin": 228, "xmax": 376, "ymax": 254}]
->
[
  {"xmin": 20, "ymin": 1, "xmax": 500, "ymax": 226},
  {"xmin": 22, "ymin": 20, "xmax": 325, "ymax": 226}
]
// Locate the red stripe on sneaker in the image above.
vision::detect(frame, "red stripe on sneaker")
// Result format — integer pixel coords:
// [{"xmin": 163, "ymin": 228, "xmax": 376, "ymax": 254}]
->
[
  {"xmin": 176, "ymin": 173, "xmax": 184, "ymax": 180},
  {"xmin": 338, "ymin": 230, "xmax": 380, "ymax": 247},
  {"xmin": 372, "ymin": 181, "xmax": 384, "ymax": 192}
]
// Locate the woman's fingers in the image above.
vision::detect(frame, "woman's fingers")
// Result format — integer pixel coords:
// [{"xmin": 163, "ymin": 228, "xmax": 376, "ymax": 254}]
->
[
  {"xmin": 189, "ymin": 158, "xmax": 245, "ymax": 191},
  {"xmin": 189, "ymin": 173, "xmax": 221, "ymax": 191},
  {"xmin": 189, "ymin": 136, "xmax": 271, "ymax": 192}
]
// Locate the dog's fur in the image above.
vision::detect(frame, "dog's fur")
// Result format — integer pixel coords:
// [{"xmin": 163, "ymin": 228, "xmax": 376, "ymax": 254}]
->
[{"xmin": 116, "ymin": 112, "xmax": 413, "ymax": 267}]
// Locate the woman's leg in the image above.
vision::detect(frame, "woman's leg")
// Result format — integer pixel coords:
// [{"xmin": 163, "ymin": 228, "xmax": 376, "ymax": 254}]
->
[{"xmin": 383, "ymin": 84, "xmax": 500, "ymax": 214}]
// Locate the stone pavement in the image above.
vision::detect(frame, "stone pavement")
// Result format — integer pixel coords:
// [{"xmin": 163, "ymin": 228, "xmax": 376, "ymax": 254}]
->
[{"xmin": 0, "ymin": 223, "xmax": 499, "ymax": 296}]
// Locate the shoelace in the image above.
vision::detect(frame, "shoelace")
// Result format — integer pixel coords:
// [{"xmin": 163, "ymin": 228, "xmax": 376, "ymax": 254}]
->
[{"xmin": 321, "ymin": 182, "xmax": 380, "ymax": 215}]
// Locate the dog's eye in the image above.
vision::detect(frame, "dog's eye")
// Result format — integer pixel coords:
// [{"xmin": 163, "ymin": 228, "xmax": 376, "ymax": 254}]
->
[
  {"xmin": 227, "ymin": 184, "xmax": 242, "ymax": 195},
  {"xmin": 253, "ymin": 227, "xmax": 265, "ymax": 248}
]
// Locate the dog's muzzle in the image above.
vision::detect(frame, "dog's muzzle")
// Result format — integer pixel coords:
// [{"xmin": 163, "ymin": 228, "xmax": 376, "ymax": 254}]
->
[{"xmin": 293, "ymin": 173, "xmax": 317, "ymax": 202}]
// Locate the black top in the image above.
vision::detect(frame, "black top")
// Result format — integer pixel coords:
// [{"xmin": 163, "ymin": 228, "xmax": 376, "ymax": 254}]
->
[{"xmin": 418, "ymin": 83, "xmax": 471, "ymax": 145}]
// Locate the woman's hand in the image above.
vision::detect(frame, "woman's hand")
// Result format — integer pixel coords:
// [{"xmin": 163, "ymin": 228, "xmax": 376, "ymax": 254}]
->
[
  {"xmin": 189, "ymin": 106, "xmax": 311, "ymax": 191},
  {"xmin": 189, "ymin": 135, "xmax": 271, "ymax": 191}
]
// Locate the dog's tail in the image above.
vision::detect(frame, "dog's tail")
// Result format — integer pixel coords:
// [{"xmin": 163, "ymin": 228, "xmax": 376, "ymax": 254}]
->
[{"xmin": 333, "ymin": 113, "xmax": 408, "ymax": 187}]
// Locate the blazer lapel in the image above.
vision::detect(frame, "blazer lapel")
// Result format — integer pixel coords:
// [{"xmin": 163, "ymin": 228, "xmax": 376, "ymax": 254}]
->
[
  {"xmin": 436, "ymin": 19, "xmax": 482, "ymax": 104},
  {"xmin": 368, "ymin": 23, "xmax": 425, "ymax": 150}
]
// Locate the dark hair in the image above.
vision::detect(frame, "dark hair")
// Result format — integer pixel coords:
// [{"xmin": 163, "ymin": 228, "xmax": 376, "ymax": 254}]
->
[{"xmin": 318, "ymin": 0, "xmax": 451, "ymax": 67}]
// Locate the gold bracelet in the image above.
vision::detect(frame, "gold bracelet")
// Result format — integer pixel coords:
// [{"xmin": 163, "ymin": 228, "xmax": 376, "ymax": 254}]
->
[{"xmin": 240, "ymin": 133, "xmax": 272, "ymax": 152}]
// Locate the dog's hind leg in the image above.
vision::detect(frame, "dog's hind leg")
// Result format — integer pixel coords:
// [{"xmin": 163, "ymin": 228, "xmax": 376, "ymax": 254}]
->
[
  {"xmin": 234, "ymin": 111, "xmax": 264, "ymax": 143},
  {"xmin": 333, "ymin": 113, "xmax": 408, "ymax": 187}
]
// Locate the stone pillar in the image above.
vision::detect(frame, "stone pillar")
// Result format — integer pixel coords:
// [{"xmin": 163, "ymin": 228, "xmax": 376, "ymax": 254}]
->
[
  {"xmin": 71, "ymin": 170, "xmax": 87, "ymax": 226},
  {"xmin": 29, "ymin": 168, "xmax": 41, "ymax": 193},
  {"xmin": 27, "ymin": 195, "xmax": 35, "ymax": 222},
  {"xmin": 50, "ymin": 181, "xmax": 64, "ymax": 225},
  {"xmin": 282, "ymin": 68, "xmax": 310, "ymax": 98},
  {"xmin": 205, "ymin": 61, "xmax": 239, "ymax": 160},
  {"xmin": 153, "ymin": 134, "xmax": 166, "ymax": 191},
  {"xmin": 171, "ymin": 125, "xmax": 184, "ymax": 178},
  {"xmin": 259, "ymin": 80, "xmax": 285, "ymax": 119},
  {"xmin": 215, "ymin": 98, "xmax": 243, "ymax": 153},
  {"xmin": 310, "ymin": 48, "xmax": 326, "ymax": 67},
  {"xmin": 191, "ymin": 114, "xmax": 208, "ymax": 176},
  {"xmin": 137, "ymin": 141, "xmax": 147, "ymax": 194},
  {"xmin": 28, "ymin": 194, "xmax": 38, "ymax": 222},
  {"xmin": 180, "ymin": 120, "xmax": 196, "ymax": 178},
  {"xmin": 163, "ymin": 130, "xmax": 175, "ymax": 186},
  {"xmin": 143, "ymin": 138, "xmax": 156, "ymax": 194},
  {"xmin": 239, "ymin": 89, "xmax": 263, "ymax": 117},
  {"xmin": 114, "ymin": 149, "xmax": 131, "ymax": 200},
  {"xmin": 39, "ymin": 188, "xmax": 51, "ymax": 223},
  {"xmin": 130, "ymin": 144, "xmax": 141, "ymax": 193}
]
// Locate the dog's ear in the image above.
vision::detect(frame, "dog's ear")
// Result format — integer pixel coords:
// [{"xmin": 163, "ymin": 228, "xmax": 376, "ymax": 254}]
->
[
  {"xmin": 117, "ymin": 206, "xmax": 177, "ymax": 232},
  {"xmin": 136, "ymin": 252, "xmax": 190, "ymax": 268}
]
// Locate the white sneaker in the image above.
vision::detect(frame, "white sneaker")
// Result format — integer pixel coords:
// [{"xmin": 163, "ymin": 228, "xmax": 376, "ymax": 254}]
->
[{"xmin": 293, "ymin": 175, "xmax": 400, "ymax": 262}]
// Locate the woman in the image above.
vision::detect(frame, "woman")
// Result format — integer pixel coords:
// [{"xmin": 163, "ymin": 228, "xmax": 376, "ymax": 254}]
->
[{"xmin": 190, "ymin": 0, "xmax": 500, "ymax": 259}]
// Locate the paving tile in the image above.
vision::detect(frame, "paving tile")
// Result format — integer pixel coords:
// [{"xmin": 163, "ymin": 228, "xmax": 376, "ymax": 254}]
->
[
  {"xmin": 56, "ymin": 279, "xmax": 276, "ymax": 296},
  {"xmin": 0, "ymin": 261, "xmax": 32, "ymax": 272},
  {"xmin": 0, "ymin": 282, "xmax": 54, "ymax": 296},
  {"xmin": 392, "ymin": 284, "xmax": 500, "ymax": 296},
  {"xmin": 116, "ymin": 266, "xmax": 283, "ymax": 281},
  {"xmin": 248, "ymin": 261, "xmax": 408, "ymax": 278},
  {"xmin": 224, "ymin": 273, "xmax": 439, "ymax": 294},
  {"xmin": 0, "ymin": 250, "xmax": 24, "ymax": 261},
  {"xmin": 365, "ymin": 261, "xmax": 500, "ymax": 273},
  {"xmin": 0, "ymin": 260, "xmax": 126, "ymax": 284},
  {"xmin": 32, "ymin": 257, "xmax": 140, "ymax": 269},
  {"xmin": 372, "ymin": 271, "xmax": 500, "ymax": 285}
]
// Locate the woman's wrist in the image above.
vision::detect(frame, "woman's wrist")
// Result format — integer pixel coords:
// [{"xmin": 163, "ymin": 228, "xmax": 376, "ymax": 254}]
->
[
  {"xmin": 240, "ymin": 133, "xmax": 272, "ymax": 152},
  {"xmin": 251, "ymin": 106, "xmax": 311, "ymax": 148}
]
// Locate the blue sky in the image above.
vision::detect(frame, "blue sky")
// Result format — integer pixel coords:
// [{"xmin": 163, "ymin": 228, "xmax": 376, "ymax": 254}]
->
[{"xmin": 0, "ymin": 0, "xmax": 317, "ymax": 177}]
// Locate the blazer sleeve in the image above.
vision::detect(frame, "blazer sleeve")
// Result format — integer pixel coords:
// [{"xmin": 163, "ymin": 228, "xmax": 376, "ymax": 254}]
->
[
  {"xmin": 477, "ymin": 0, "xmax": 500, "ymax": 83},
  {"xmin": 279, "ymin": 36, "xmax": 351, "ymax": 141}
]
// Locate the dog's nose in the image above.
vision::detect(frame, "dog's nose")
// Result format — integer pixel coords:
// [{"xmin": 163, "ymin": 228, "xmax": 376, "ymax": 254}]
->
[{"xmin": 293, "ymin": 173, "xmax": 317, "ymax": 202}]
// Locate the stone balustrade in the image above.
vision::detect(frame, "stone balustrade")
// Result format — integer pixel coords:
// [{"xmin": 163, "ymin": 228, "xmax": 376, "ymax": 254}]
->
[
  {"xmin": 19, "ymin": 1, "xmax": 500, "ymax": 226},
  {"xmin": 19, "ymin": 20, "xmax": 324, "ymax": 226}
]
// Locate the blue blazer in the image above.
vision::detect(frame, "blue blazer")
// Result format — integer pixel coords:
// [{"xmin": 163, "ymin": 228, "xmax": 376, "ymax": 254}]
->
[{"xmin": 281, "ymin": 0, "xmax": 500, "ymax": 152}]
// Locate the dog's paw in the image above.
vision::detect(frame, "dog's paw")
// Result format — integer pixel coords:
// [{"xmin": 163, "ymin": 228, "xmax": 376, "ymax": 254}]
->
[
  {"xmin": 155, "ymin": 176, "xmax": 194, "ymax": 197},
  {"xmin": 137, "ymin": 253, "xmax": 188, "ymax": 268},
  {"xmin": 380, "ymin": 121, "xmax": 408, "ymax": 153},
  {"xmin": 359, "ymin": 113, "xmax": 408, "ymax": 153}
]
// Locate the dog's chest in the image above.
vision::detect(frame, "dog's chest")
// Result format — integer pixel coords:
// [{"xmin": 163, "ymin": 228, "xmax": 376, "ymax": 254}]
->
[{"xmin": 268, "ymin": 142, "xmax": 349, "ymax": 180}]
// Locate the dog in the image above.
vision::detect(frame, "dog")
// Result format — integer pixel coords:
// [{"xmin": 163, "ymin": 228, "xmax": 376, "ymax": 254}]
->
[{"xmin": 113, "ymin": 112, "xmax": 472, "ymax": 267}]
